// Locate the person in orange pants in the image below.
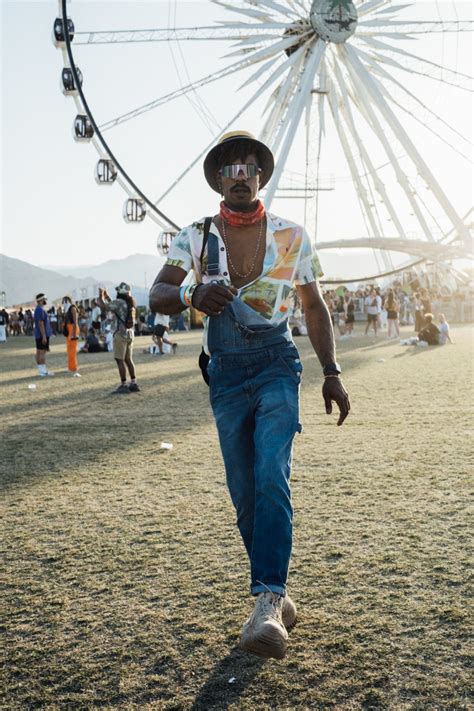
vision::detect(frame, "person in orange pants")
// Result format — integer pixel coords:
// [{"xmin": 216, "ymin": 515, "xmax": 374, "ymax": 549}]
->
[{"xmin": 62, "ymin": 295, "xmax": 81, "ymax": 377}]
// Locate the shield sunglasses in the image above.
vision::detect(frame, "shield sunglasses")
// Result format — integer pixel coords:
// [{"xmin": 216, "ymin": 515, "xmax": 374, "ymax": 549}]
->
[{"xmin": 218, "ymin": 163, "xmax": 261, "ymax": 179}]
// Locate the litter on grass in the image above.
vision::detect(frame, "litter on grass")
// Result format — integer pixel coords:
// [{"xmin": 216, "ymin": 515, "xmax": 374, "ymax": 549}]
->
[{"xmin": 160, "ymin": 442, "xmax": 174, "ymax": 451}]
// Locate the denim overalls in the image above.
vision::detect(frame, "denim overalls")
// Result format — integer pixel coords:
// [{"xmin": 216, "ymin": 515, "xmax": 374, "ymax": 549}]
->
[{"xmin": 206, "ymin": 231, "xmax": 302, "ymax": 596}]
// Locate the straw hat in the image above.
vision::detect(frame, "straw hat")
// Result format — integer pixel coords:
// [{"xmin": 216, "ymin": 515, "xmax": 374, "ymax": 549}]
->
[{"xmin": 203, "ymin": 130, "xmax": 274, "ymax": 193}]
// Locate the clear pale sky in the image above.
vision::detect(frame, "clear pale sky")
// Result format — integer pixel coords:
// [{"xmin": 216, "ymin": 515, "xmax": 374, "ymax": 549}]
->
[{"xmin": 1, "ymin": 1, "xmax": 472, "ymax": 275}]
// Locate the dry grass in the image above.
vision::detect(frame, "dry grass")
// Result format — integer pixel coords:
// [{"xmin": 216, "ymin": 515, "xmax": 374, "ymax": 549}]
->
[{"xmin": 1, "ymin": 325, "xmax": 472, "ymax": 710}]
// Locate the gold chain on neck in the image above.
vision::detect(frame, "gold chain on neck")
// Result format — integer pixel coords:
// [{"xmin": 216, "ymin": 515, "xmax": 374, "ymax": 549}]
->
[{"xmin": 220, "ymin": 219, "xmax": 264, "ymax": 280}]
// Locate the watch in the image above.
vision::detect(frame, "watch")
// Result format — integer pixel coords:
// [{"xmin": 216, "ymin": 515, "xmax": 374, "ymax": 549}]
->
[{"xmin": 323, "ymin": 362, "xmax": 342, "ymax": 377}]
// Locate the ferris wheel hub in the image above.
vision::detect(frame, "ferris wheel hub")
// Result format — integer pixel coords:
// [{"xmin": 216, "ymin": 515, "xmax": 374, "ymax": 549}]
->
[{"xmin": 309, "ymin": 0, "xmax": 358, "ymax": 44}]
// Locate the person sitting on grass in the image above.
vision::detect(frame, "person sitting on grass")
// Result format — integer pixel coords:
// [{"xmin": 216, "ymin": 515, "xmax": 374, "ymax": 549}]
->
[
  {"xmin": 438, "ymin": 313, "xmax": 453, "ymax": 345},
  {"xmin": 80, "ymin": 327, "xmax": 106, "ymax": 353},
  {"xmin": 417, "ymin": 313, "xmax": 440, "ymax": 346}
]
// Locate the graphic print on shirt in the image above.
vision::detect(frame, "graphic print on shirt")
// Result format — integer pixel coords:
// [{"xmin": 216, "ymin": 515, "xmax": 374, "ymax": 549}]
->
[{"xmin": 165, "ymin": 214, "xmax": 323, "ymax": 326}]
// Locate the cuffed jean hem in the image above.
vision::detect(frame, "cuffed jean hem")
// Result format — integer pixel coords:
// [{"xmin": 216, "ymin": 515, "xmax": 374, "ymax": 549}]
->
[{"xmin": 251, "ymin": 583, "xmax": 286, "ymax": 596}]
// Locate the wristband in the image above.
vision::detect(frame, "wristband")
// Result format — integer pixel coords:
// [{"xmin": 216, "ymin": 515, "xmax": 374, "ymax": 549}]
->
[
  {"xmin": 179, "ymin": 283, "xmax": 200, "ymax": 307},
  {"xmin": 179, "ymin": 285, "xmax": 189, "ymax": 307}
]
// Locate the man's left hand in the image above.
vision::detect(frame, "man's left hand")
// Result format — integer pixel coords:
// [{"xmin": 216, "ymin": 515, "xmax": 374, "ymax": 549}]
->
[{"xmin": 322, "ymin": 377, "xmax": 351, "ymax": 426}]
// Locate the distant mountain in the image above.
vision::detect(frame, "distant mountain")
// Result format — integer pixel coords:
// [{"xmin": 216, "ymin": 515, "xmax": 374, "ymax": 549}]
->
[
  {"xmin": 44, "ymin": 253, "xmax": 165, "ymax": 289},
  {"xmin": 0, "ymin": 255, "xmax": 102, "ymax": 307},
  {"xmin": 44, "ymin": 250, "xmax": 378, "ymax": 284},
  {"xmin": 0, "ymin": 254, "xmax": 154, "ymax": 307}
]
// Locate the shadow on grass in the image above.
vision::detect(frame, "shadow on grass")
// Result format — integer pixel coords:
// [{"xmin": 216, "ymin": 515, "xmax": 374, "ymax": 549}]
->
[
  {"xmin": 190, "ymin": 646, "xmax": 266, "ymax": 710},
  {"xmin": 392, "ymin": 346, "xmax": 440, "ymax": 358}
]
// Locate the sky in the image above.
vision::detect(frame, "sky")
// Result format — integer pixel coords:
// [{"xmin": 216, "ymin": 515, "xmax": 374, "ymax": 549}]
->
[{"xmin": 1, "ymin": 0, "xmax": 472, "ymax": 279}]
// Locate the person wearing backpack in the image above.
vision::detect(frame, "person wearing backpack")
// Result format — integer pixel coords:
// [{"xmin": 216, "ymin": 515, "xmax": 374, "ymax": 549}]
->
[
  {"xmin": 149, "ymin": 131, "xmax": 350, "ymax": 661},
  {"xmin": 98, "ymin": 284, "xmax": 140, "ymax": 393}
]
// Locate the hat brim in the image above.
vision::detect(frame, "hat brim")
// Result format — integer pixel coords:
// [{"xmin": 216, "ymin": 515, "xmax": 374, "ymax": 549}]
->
[{"xmin": 204, "ymin": 136, "xmax": 274, "ymax": 193}]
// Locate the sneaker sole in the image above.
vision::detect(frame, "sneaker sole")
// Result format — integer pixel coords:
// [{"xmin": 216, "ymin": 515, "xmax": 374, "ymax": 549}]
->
[{"xmin": 240, "ymin": 629, "xmax": 288, "ymax": 660}]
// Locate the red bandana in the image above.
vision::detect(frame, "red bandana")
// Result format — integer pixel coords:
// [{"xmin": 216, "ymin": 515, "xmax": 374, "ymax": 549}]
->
[{"xmin": 220, "ymin": 200, "xmax": 266, "ymax": 227}]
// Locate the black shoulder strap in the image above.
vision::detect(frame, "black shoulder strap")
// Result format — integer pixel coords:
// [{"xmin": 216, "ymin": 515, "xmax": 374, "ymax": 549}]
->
[{"xmin": 199, "ymin": 217, "xmax": 213, "ymax": 270}]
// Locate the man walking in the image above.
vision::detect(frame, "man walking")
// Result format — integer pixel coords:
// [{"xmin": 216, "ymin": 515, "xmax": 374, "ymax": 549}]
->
[
  {"xmin": 152, "ymin": 312, "xmax": 178, "ymax": 355},
  {"xmin": 98, "ymin": 283, "xmax": 140, "ymax": 393},
  {"xmin": 149, "ymin": 131, "xmax": 350, "ymax": 660},
  {"xmin": 34, "ymin": 293, "xmax": 54, "ymax": 376}
]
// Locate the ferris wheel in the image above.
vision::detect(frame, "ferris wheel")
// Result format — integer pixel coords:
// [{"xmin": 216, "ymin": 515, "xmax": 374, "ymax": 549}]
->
[{"xmin": 53, "ymin": 0, "xmax": 473, "ymax": 282}]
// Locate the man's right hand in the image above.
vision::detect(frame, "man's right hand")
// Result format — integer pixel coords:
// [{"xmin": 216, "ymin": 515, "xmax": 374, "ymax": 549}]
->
[
  {"xmin": 42, "ymin": 337, "xmax": 47, "ymax": 345},
  {"xmin": 192, "ymin": 283, "xmax": 237, "ymax": 316}
]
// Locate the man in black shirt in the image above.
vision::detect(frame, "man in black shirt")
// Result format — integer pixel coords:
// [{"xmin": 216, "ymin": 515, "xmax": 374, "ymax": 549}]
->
[{"xmin": 418, "ymin": 313, "xmax": 440, "ymax": 345}]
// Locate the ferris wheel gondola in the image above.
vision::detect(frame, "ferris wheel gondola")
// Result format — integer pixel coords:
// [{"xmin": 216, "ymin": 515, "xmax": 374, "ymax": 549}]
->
[{"xmin": 53, "ymin": 0, "xmax": 473, "ymax": 281}]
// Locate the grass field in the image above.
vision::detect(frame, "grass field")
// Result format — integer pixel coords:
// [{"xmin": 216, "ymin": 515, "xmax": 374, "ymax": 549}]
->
[{"xmin": 1, "ymin": 325, "xmax": 472, "ymax": 710}]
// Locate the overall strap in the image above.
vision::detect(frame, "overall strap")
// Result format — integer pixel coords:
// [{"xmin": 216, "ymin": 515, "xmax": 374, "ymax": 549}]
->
[
  {"xmin": 199, "ymin": 217, "xmax": 213, "ymax": 272},
  {"xmin": 206, "ymin": 230, "xmax": 221, "ymax": 277}
]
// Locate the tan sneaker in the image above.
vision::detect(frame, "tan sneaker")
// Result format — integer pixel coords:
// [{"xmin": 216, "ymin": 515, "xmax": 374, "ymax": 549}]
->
[
  {"xmin": 282, "ymin": 595, "xmax": 297, "ymax": 631},
  {"xmin": 239, "ymin": 592, "xmax": 288, "ymax": 659}
]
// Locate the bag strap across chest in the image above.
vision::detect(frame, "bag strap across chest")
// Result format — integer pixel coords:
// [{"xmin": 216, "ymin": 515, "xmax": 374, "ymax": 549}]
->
[{"xmin": 199, "ymin": 217, "xmax": 220, "ymax": 277}]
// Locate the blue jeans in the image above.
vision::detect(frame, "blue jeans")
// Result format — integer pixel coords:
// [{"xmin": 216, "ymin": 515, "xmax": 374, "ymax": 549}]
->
[{"xmin": 207, "ymin": 301, "xmax": 302, "ymax": 596}]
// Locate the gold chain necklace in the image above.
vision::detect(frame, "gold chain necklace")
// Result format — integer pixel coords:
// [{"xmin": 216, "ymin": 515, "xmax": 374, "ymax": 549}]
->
[{"xmin": 220, "ymin": 218, "xmax": 264, "ymax": 280}]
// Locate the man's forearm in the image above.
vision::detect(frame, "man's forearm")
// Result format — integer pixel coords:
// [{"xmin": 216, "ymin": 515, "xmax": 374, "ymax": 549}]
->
[
  {"xmin": 304, "ymin": 299, "xmax": 337, "ymax": 370},
  {"xmin": 149, "ymin": 282, "xmax": 187, "ymax": 315}
]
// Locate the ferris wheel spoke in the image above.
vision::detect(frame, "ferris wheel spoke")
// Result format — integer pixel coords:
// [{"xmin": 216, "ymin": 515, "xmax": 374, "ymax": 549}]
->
[
  {"xmin": 214, "ymin": 21, "xmax": 292, "ymax": 29},
  {"xmin": 152, "ymin": 48, "xmax": 300, "ymax": 206},
  {"xmin": 98, "ymin": 46, "xmax": 282, "ymax": 132},
  {"xmin": 290, "ymin": 0, "xmax": 311, "ymax": 12},
  {"xmin": 357, "ymin": 0, "xmax": 393, "ymax": 18},
  {"xmin": 358, "ymin": 32, "xmax": 416, "ymax": 40},
  {"xmin": 260, "ymin": 55, "xmax": 304, "ymax": 144},
  {"xmin": 212, "ymin": 1, "xmax": 273, "ymax": 22},
  {"xmin": 230, "ymin": 33, "xmax": 285, "ymax": 47},
  {"xmin": 74, "ymin": 26, "xmax": 286, "ymax": 45},
  {"xmin": 330, "ymin": 59, "xmax": 407, "ymax": 240},
  {"xmin": 239, "ymin": 35, "xmax": 310, "ymax": 89},
  {"xmin": 355, "ymin": 50, "xmax": 473, "ymax": 157},
  {"xmin": 373, "ymin": 4, "xmax": 413, "ymax": 16},
  {"xmin": 243, "ymin": 0, "xmax": 304, "ymax": 20},
  {"xmin": 356, "ymin": 35, "xmax": 474, "ymax": 87},
  {"xmin": 222, "ymin": 30, "xmax": 311, "ymax": 59},
  {"xmin": 357, "ymin": 19, "xmax": 473, "ymax": 32},
  {"xmin": 339, "ymin": 48, "xmax": 435, "ymax": 242},
  {"xmin": 264, "ymin": 39, "xmax": 326, "ymax": 207},
  {"xmin": 327, "ymin": 82, "xmax": 393, "ymax": 269},
  {"xmin": 342, "ymin": 43, "xmax": 471, "ymax": 245}
]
